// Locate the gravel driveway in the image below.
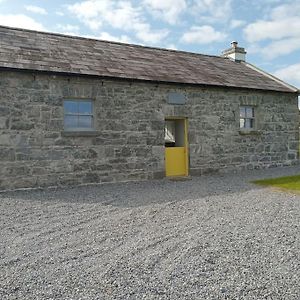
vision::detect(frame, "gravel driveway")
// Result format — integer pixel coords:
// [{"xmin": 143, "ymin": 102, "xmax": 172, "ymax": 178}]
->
[{"xmin": 1, "ymin": 166, "xmax": 300, "ymax": 300}]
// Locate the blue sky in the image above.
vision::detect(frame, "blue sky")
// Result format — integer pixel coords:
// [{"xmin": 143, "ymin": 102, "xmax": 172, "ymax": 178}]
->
[{"xmin": 0, "ymin": 0, "xmax": 300, "ymax": 90}]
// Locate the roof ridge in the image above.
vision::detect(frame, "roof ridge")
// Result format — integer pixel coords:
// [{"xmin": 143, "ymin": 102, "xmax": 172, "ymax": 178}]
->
[{"xmin": 0, "ymin": 25, "xmax": 226, "ymax": 60}]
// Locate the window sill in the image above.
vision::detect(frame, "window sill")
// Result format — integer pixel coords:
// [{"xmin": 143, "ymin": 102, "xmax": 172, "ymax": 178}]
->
[
  {"xmin": 61, "ymin": 130, "xmax": 100, "ymax": 137},
  {"xmin": 239, "ymin": 130, "xmax": 261, "ymax": 136}
]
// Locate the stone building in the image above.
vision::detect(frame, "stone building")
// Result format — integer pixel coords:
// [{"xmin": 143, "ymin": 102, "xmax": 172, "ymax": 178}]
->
[{"xmin": 0, "ymin": 26, "xmax": 299, "ymax": 190}]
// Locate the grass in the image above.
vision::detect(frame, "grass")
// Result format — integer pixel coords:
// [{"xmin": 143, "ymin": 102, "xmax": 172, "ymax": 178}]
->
[{"xmin": 253, "ymin": 174, "xmax": 300, "ymax": 192}]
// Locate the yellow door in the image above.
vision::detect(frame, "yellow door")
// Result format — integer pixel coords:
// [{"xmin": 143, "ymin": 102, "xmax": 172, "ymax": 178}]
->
[{"xmin": 165, "ymin": 118, "xmax": 188, "ymax": 177}]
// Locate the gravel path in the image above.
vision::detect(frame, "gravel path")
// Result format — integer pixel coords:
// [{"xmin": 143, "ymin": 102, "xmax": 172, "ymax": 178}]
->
[{"xmin": 1, "ymin": 166, "xmax": 300, "ymax": 300}]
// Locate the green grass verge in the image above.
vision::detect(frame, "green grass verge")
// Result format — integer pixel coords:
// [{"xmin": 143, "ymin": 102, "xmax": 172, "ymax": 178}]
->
[{"xmin": 253, "ymin": 174, "xmax": 300, "ymax": 191}]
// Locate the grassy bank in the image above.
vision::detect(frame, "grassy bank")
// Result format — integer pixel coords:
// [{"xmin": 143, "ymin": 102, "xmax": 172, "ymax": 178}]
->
[{"xmin": 253, "ymin": 174, "xmax": 300, "ymax": 192}]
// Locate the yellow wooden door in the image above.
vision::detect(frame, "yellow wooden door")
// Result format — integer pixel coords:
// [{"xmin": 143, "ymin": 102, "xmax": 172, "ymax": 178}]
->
[
  {"xmin": 165, "ymin": 118, "xmax": 188, "ymax": 177},
  {"xmin": 165, "ymin": 147, "xmax": 187, "ymax": 176}
]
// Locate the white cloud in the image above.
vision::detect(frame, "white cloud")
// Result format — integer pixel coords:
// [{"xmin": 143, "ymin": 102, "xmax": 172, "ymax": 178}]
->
[
  {"xmin": 55, "ymin": 24, "xmax": 80, "ymax": 36},
  {"xmin": 181, "ymin": 26, "xmax": 227, "ymax": 44},
  {"xmin": 57, "ymin": 24, "xmax": 80, "ymax": 33},
  {"xmin": 25, "ymin": 5, "xmax": 47, "ymax": 15},
  {"xmin": 166, "ymin": 44, "xmax": 178, "ymax": 50},
  {"xmin": 67, "ymin": 0, "xmax": 141, "ymax": 31},
  {"xmin": 104, "ymin": 2, "xmax": 142, "ymax": 30},
  {"xmin": 270, "ymin": 2, "xmax": 299, "ymax": 19},
  {"xmin": 67, "ymin": 0, "xmax": 110, "ymax": 30},
  {"xmin": 230, "ymin": 19, "xmax": 246, "ymax": 29},
  {"xmin": 244, "ymin": 2, "xmax": 300, "ymax": 59},
  {"xmin": 244, "ymin": 18, "xmax": 300, "ymax": 43},
  {"xmin": 244, "ymin": 2, "xmax": 300, "ymax": 42},
  {"xmin": 56, "ymin": 11, "xmax": 65, "ymax": 17},
  {"xmin": 136, "ymin": 26, "xmax": 169, "ymax": 44},
  {"xmin": 0, "ymin": 14, "xmax": 45, "ymax": 31},
  {"xmin": 274, "ymin": 63, "xmax": 300, "ymax": 88},
  {"xmin": 97, "ymin": 32, "xmax": 133, "ymax": 43},
  {"xmin": 67, "ymin": 0, "xmax": 169, "ymax": 44},
  {"xmin": 143, "ymin": 0, "xmax": 186, "ymax": 24},
  {"xmin": 192, "ymin": 0, "xmax": 232, "ymax": 23},
  {"xmin": 260, "ymin": 37, "xmax": 300, "ymax": 59}
]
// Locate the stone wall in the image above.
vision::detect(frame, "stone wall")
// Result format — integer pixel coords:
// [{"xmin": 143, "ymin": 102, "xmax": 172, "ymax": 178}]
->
[{"xmin": 0, "ymin": 70, "xmax": 298, "ymax": 190}]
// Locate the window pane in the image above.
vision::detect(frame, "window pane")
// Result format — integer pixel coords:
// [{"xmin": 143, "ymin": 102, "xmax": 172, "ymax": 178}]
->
[
  {"xmin": 240, "ymin": 118, "xmax": 245, "ymax": 128},
  {"xmin": 245, "ymin": 119, "xmax": 250, "ymax": 128},
  {"xmin": 78, "ymin": 116, "xmax": 93, "ymax": 128},
  {"xmin": 165, "ymin": 120, "xmax": 175, "ymax": 143},
  {"xmin": 246, "ymin": 107, "xmax": 254, "ymax": 118},
  {"xmin": 245, "ymin": 119, "xmax": 254, "ymax": 129},
  {"xmin": 64, "ymin": 101, "xmax": 78, "ymax": 114},
  {"xmin": 79, "ymin": 101, "xmax": 92, "ymax": 114},
  {"xmin": 240, "ymin": 107, "xmax": 246, "ymax": 118},
  {"xmin": 64, "ymin": 115, "xmax": 78, "ymax": 128}
]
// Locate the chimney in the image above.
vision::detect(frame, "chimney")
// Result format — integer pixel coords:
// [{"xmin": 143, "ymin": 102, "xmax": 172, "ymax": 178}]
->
[{"xmin": 222, "ymin": 41, "xmax": 246, "ymax": 62}]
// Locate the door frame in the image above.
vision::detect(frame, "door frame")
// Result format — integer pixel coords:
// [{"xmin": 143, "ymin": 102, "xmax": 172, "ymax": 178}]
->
[{"xmin": 164, "ymin": 117, "xmax": 189, "ymax": 177}]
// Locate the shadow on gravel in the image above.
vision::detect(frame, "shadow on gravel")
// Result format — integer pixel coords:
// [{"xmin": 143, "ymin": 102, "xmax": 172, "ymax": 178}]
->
[
  {"xmin": 3, "ymin": 166, "xmax": 300, "ymax": 208},
  {"xmin": 0, "ymin": 178, "xmax": 255, "ymax": 208}
]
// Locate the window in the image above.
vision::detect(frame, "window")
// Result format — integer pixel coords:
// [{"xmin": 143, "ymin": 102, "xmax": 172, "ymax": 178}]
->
[
  {"xmin": 64, "ymin": 99, "xmax": 94, "ymax": 131},
  {"xmin": 240, "ymin": 106, "xmax": 255, "ymax": 129}
]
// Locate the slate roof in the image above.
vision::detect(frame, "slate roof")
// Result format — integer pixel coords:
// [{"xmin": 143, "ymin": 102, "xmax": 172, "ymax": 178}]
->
[{"xmin": 0, "ymin": 26, "xmax": 298, "ymax": 93}]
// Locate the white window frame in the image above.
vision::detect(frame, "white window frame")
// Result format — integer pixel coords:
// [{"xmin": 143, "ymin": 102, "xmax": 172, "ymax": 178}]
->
[{"xmin": 63, "ymin": 99, "xmax": 94, "ymax": 131}]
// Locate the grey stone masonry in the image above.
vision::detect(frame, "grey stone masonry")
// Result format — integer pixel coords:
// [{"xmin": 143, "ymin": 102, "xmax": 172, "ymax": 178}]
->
[{"xmin": 0, "ymin": 70, "xmax": 298, "ymax": 190}]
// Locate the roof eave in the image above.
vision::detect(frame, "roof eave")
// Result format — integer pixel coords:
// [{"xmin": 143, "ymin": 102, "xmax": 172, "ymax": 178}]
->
[{"xmin": 0, "ymin": 66, "xmax": 298, "ymax": 95}]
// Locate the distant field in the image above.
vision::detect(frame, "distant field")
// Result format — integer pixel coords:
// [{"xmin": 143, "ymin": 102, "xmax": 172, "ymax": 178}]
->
[{"xmin": 253, "ymin": 174, "xmax": 300, "ymax": 192}]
